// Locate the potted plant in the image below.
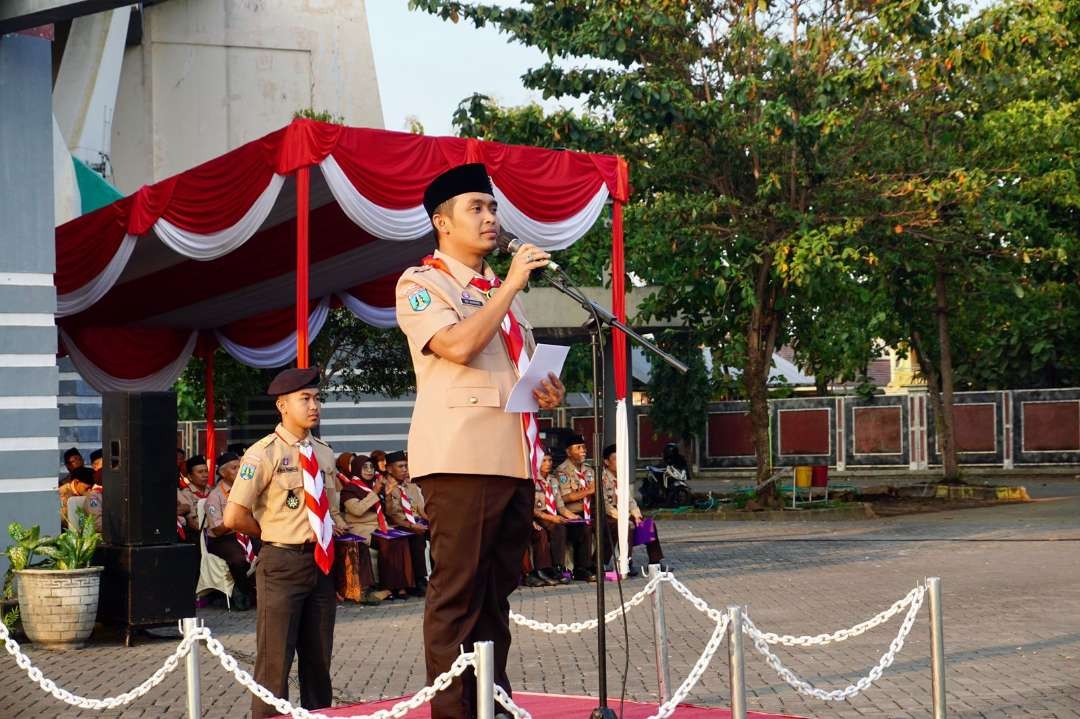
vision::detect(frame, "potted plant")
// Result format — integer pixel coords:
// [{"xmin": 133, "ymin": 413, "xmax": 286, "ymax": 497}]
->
[
  {"xmin": 8, "ymin": 511, "xmax": 103, "ymax": 649},
  {"xmin": 2, "ymin": 521, "xmax": 58, "ymax": 639}
]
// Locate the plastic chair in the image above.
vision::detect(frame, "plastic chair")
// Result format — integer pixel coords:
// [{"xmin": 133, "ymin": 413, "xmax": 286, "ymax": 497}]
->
[{"xmin": 195, "ymin": 499, "xmax": 235, "ymax": 608}]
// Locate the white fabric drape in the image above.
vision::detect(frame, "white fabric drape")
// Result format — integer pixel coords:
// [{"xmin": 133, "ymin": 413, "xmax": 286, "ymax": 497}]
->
[
  {"xmin": 616, "ymin": 398, "xmax": 631, "ymax": 577},
  {"xmin": 319, "ymin": 156, "xmax": 432, "ymax": 241},
  {"xmin": 56, "ymin": 233, "xmax": 138, "ymax": 318},
  {"xmin": 153, "ymin": 174, "xmax": 285, "ymax": 260},
  {"xmin": 336, "ymin": 291, "xmax": 398, "ymax": 328},
  {"xmin": 60, "ymin": 328, "xmax": 197, "ymax": 393},
  {"xmin": 494, "ymin": 182, "xmax": 610, "ymax": 251},
  {"xmin": 215, "ymin": 297, "xmax": 331, "ymax": 368},
  {"xmin": 320, "ymin": 156, "xmax": 609, "ymax": 251}
]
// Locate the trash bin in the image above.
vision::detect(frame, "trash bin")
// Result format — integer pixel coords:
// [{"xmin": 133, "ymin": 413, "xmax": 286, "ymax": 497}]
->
[
  {"xmin": 811, "ymin": 465, "xmax": 829, "ymax": 488},
  {"xmin": 794, "ymin": 465, "xmax": 813, "ymax": 488}
]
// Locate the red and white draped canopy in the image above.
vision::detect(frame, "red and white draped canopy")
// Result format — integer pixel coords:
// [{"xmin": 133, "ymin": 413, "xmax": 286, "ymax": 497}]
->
[{"xmin": 55, "ymin": 118, "xmax": 631, "ymax": 404}]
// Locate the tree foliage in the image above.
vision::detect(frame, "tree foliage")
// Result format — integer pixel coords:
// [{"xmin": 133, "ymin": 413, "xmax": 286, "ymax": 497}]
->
[{"xmin": 412, "ymin": 0, "xmax": 1077, "ymax": 488}]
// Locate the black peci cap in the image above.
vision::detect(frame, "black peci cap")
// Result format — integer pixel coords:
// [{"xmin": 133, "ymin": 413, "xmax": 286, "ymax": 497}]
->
[{"xmin": 423, "ymin": 163, "xmax": 494, "ymax": 218}]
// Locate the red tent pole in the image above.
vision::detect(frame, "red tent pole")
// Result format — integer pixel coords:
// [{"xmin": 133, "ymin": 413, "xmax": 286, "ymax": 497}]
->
[
  {"xmin": 296, "ymin": 166, "xmax": 311, "ymax": 368},
  {"xmin": 612, "ymin": 199, "xmax": 628, "ymax": 400},
  {"xmin": 204, "ymin": 350, "xmax": 216, "ymax": 484}
]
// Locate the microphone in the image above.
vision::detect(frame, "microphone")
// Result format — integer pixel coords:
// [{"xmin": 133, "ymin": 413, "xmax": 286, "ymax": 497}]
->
[{"xmin": 497, "ymin": 230, "xmax": 562, "ymax": 273}]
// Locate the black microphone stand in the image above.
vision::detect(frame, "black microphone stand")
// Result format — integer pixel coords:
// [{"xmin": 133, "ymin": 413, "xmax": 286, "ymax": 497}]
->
[{"xmin": 538, "ymin": 267, "xmax": 687, "ymax": 718}]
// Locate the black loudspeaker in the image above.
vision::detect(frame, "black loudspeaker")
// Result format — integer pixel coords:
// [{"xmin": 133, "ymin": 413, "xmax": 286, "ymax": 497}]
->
[
  {"xmin": 102, "ymin": 392, "xmax": 177, "ymax": 546},
  {"xmin": 96, "ymin": 544, "xmax": 197, "ymax": 643}
]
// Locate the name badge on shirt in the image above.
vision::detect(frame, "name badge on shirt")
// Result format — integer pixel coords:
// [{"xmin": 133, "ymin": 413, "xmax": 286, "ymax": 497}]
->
[{"xmin": 460, "ymin": 290, "xmax": 483, "ymax": 307}]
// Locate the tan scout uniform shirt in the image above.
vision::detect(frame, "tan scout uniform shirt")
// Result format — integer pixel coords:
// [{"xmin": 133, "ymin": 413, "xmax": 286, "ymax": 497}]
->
[
  {"xmin": 556, "ymin": 459, "xmax": 594, "ymax": 514},
  {"xmin": 85, "ymin": 488, "xmax": 103, "ymax": 533},
  {"xmin": 395, "ymin": 249, "xmax": 537, "ymax": 480},
  {"xmin": 204, "ymin": 484, "xmax": 230, "ymax": 533},
  {"xmin": 227, "ymin": 424, "xmax": 345, "ymax": 544},
  {"xmin": 602, "ymin": 468, "xmax": 640, "ymax": 519},
  {"xmin": 533, "ymin": 476, "xmax": 568, "ymax": 518},
  {"xmin": 178, "ymin": 485, "xmax": 210, "ymax": 530},
  {"xmin": 385, "ymin": 480, "xmax": 427, "ymax": 528}
]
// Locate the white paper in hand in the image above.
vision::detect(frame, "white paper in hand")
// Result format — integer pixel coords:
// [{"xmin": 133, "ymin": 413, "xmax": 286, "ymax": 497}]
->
[{"xmin": 505, "ymin": 343, "xmax": 570, "ymax": 413}]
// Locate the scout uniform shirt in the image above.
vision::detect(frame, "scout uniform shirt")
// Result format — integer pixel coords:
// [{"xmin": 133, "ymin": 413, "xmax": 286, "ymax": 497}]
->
[
  {"xmin": 204, "ymin": 482, "xmax": 232, "ymax": 534},
  {"xmin": 178, "ymin": 483, "xmax": 210, "ymax": 531},
  {"xmin": 228, "ymin": 424, "xmax": 345, "ymax": 544},
  {"xmin": 395, "ymin": 249, "xmax": 537, "ymax": 480},
  {"xmin": 556, "ymin": 458, "xmax": 595, "ymax": 514},
  {"xmin": 386, "ymin": 480, "xmax": 427, "ymax": 527},
  {"xmin": 602, "ymin": 468, "xmax": 640, "ymax": 519},
  {"xmin": 534, "ymin": 475, "xmax": 569, "ymax": 518}
]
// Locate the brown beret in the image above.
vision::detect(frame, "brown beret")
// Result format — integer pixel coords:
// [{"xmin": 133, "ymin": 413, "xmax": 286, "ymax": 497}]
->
[
  {"xmin": 267, "ymin": 367, "xmax": 321, "ymax": 397},
  {"xmin": 423, "ymin": 163, "xmax": 493, "ymax": 217}
]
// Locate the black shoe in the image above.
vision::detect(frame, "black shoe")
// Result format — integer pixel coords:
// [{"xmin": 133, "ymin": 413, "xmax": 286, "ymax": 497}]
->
[
  {"xmin": 572, "ymin": 568, "xmax": 596, "ymax": 583},
  {"xmin": 551, "ymin": 567, "xmax": 572, "ymax": 585},
  {"xmin": 230, "ymin": 588, "xmax": 250, "ymax": 611},
  {"xmin": 523, "ymin": 572, "xmax": 546, "ymax": 588},
  {"xmin": 536, "ymin": 569, "xmax": 561, "ymax": 586},
  {"xmin": 408, "ymin": 584, "xmax": 427, "ymax": 597}
]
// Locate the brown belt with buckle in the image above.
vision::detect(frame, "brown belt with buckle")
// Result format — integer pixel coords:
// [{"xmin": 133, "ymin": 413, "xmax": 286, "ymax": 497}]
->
[{"xmin": 265, "ymin": 541, "xmax": 316, "ymax": 552}]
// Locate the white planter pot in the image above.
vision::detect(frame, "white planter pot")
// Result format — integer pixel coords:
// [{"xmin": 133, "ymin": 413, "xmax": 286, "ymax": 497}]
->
[{"xmin": 15, "ymin": 567, "xmax": 103, "ymax": 649}]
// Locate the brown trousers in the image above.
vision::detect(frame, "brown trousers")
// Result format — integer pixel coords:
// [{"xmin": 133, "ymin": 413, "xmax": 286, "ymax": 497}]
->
[
  {"xmin": 416, "ymin": 475, "xmax": 532, "ymax": 719},
  {"xmin": 251, "ymin": 545, "xmax": 336, "ymax": 719},
  {"xmin": 530, "ymin": 519, "xmax": 567, "ymax": 571},
  {"xmin": 372, "ymin": 534, "xmax": 414, "ymax": 592}
]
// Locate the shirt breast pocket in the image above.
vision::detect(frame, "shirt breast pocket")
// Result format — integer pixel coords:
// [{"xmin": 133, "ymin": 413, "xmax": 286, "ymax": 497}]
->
[
  {"xmin": 273, "ymin": 469, "xmax": 304, "ymax": 492},
  {"xmin": 446, "ymin": 386, "xmax": 500, "ymax": 408}
]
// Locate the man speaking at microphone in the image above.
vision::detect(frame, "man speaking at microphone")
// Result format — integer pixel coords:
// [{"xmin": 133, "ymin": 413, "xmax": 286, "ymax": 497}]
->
[{"xmin": 396, "ymin": 163, "xmax": 565, "ymax": 719}]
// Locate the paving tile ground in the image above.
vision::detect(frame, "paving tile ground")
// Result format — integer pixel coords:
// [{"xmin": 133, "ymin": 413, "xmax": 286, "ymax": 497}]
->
[{"xmin": 2, "ymin": 477, "xmax": 1077, "ymax": 719}]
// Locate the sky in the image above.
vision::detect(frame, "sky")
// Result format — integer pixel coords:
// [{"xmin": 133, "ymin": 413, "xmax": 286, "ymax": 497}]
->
[{"xmin": 365, "ymin": 2, "xmax": 576, "ymax": 137}]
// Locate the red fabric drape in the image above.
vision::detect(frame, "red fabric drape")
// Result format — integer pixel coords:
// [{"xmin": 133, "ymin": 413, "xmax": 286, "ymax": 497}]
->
[
  {"xmin": 61, "ymin": 325, "xmax": 193, "ymax": 379},
  {"xmin": 204, "ymin": 351, "xmax": 216, "ymax": 483},
  {"xmin": 341, "ymin": 271, "xmax": 399, "ymax": 307},
  {"xmin": 54, "ymin": 198, "xmax": 131, "ymax": 294}
]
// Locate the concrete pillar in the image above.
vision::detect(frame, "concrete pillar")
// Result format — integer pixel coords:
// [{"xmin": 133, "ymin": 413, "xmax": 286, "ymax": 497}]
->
[{"xmin": 0, "ymin": 33, "xmax": 62, "ymax": 550}]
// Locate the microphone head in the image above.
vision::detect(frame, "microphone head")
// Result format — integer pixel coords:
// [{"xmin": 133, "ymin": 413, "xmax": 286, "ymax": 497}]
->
[{"xmin": 496, "ymin": 230, "xmax": 519, "ymax": 255}]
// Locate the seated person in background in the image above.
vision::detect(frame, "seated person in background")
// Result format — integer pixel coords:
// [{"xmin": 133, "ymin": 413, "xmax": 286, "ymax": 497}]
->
[
  {"xmin": 204, "ymin": 452, "xmax": 261, "ymax": 610},
  {"xmin": 89, "ymin": 449, "xmax": 103, "ymax": 472},
  {"xmin": 59, "ymin": 447, "xmax": 84, "ymax": 488},
  {"xmin": 527, "ymin": 451, "xmax": 578, "ymax": 586},
  {"xmin": 59, "ymin": 466, "xmax": 96, "ymax": 529},
  {"xmin": 342, "ymin": 453, "xmax": 415, "ymax": 600},
  {"xmin": 175, "ymin": 448, "xmax": 187, "ymax": 487},
  {"xmin": 84, "ymin": 469, "xmax": 104, "ymax": 533},
  {"xmin": 556, "ymin": 435, "xmax": 599, "ymax": 581},
  {"xmin": 334, "ymin": 453, "xmax": 396, "ymax": 604},
  {"xmin": 384, "ymin": 450, "xmax": 428, "ymax": 596},
  {"xmin": 601, "ymin": 444, "xmax": 666, "ymax": 573},
  {"xmin": 176, "ymin": 491, "xmax": 191, "ymax": 540},
  {"xmin": 178, "ymin": 455, "xmax": 211, "ymax": 541},
  {"xmin": 369, "ymin": 449, "xmax": 388, "ymax": 480}
]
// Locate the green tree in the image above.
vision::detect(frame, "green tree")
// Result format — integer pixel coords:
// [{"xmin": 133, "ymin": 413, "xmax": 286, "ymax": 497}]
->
[{"xmin": 412, "ymin": 0, "xmax": 960, "ymax": 497}]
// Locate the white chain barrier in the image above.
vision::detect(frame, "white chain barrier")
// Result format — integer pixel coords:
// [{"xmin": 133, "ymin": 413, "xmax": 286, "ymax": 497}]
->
[
  {"xmin": 743, "ymin": 583, "xmax": 927, "ymax": 702},
  {"xmin": 0, "ymin": 619, "xmax": 197, "ymax": 710},
  {"xmin": 509, "ymin": 571, "xmax": 665, "ymax": 633},
  {"xmin": 1, "ymin": 573, "xmax": 934, "ymax": 713}
]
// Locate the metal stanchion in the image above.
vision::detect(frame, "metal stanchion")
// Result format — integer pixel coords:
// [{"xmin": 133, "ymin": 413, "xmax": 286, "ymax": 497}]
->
[
  {"xmin": 927, "ymin": 577, "xmax": 946, "ymax": 719},
  {"xmin": 727, "ymin": 606, "xmax": 747, "ymax": 719},
  {"xmin": 476, "ymin": 641, "xmax": 495, "ymax": 719},
  {"xmin": 181, "ymin": 617, "xmax": 203, "ymax": 719},
  {"xmin": 648, "ymin": 564, "xmax": 672, "ymax": 704}
]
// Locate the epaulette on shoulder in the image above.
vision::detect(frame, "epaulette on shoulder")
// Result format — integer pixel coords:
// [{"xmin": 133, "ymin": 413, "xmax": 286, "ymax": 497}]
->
[{"xmin": 312, "ymin": 435, "xmax": 331, "ymax": 449}]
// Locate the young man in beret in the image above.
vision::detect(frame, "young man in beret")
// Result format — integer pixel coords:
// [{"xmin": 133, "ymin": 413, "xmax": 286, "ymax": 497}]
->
[
  {"xmin": 395, "ymin": 163, "xmax": 565, "ymax": 719},
  {"xmin": 224, "ymin": 367, "xmax": 347, "ymax": 719}
]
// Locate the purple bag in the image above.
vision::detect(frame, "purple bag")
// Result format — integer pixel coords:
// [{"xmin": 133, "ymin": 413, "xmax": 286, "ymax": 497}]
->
[{"xmin": 633, "ymin": 517, "xmax": 657, "ymax": 546}]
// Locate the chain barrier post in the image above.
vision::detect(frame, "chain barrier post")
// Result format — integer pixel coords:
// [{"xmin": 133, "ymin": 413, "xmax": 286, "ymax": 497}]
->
[
  {"xmin": 927, "ymin": 577, "xmax": 946, "ymax": 719},
  {"xmin": 181, "ymin": 617, "xmax": 203, "ymax": 719},
  {"xmin": 648, "ymin": 564, "xmax": 672, "ymax": 704},
  {"xmin": 727, "ymin": 606, "xmax": 747, "ymax": 719},
  {"xmin": 476, "ymin": 641, "xmax": 496, "ymax": 719}
]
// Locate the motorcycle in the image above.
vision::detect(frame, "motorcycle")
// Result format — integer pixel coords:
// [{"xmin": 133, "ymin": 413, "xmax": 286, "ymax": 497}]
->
[{"xmin": 639, "ymin": 443, "xmax": 693, "ymax": 508}]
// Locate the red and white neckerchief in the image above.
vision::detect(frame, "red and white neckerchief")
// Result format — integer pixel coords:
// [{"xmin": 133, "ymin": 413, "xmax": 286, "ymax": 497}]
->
[
  {"xmin": 575, "ymin": 466, "xmax": 593, "ymax": 523},
  {"xmin": 342, "ymin": 475, "xmax": 389, "ymax": 533},
  {"xmin": 399, "ymin": 485, "xmax": 421, "ymax": 525},
  {"xmin": 536, "ymin": 477, "xmax": 558, "ymax": 516},
  {"xmin": 221, "ymin": 484, "xmax": 257, "ymax": 563},
  {"xmin": 296, "ymin": 441, "xmax": 334, "ymax": 575},
  {"xmin": 179, "ymin": 475, "xmax": 210, "ymax": 500},
  {"xmin": 423, "ymin": 255, "xmax": 544, "ymax": 481},
  {"xmin": 176, "ymin": 516, "xmax": 187, "ymax": 541}
]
